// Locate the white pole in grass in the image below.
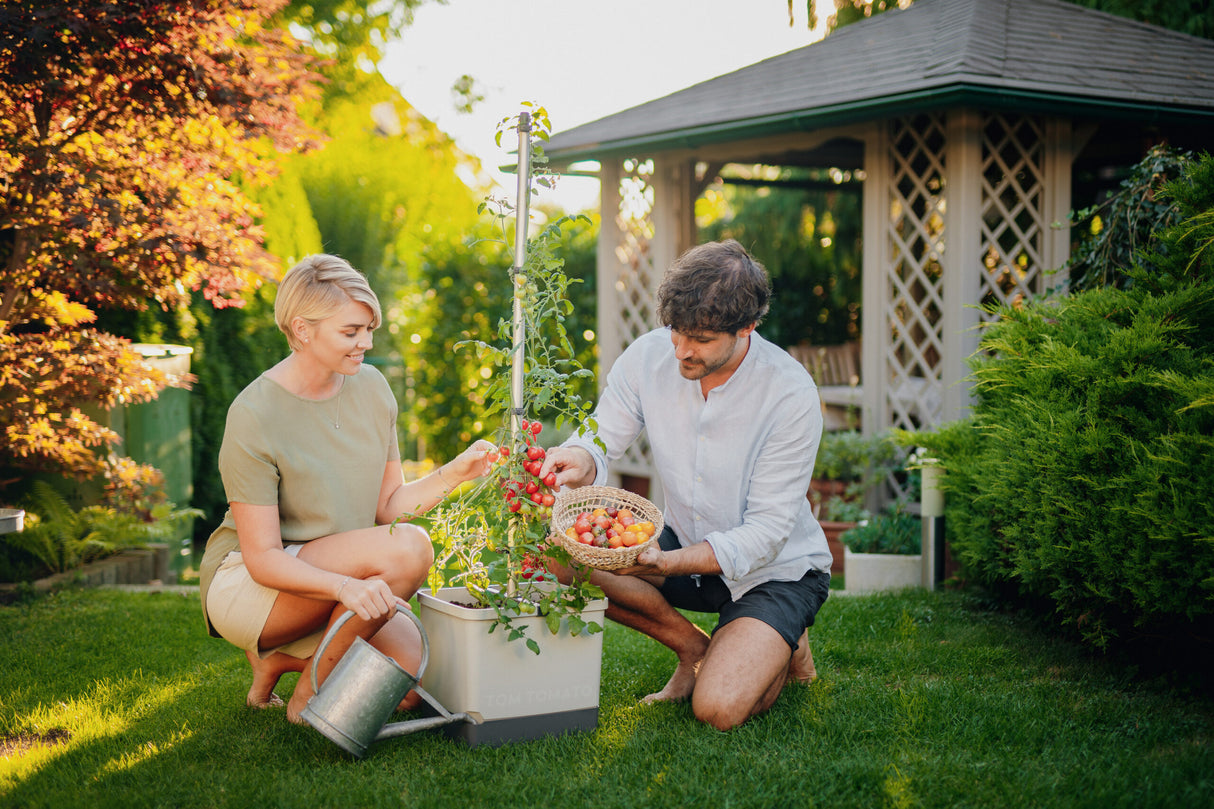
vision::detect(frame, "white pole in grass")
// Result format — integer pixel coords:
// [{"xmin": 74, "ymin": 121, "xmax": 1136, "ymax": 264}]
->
[{"xmin": 920, "ymin": 463, "xmax": 945, "ymax": 589}]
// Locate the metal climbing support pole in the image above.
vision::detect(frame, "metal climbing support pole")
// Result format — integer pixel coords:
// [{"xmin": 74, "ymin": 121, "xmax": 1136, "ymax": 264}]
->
[{"xmin": 507, "ymin": 111, "xmax": 532, "ymax": 596}]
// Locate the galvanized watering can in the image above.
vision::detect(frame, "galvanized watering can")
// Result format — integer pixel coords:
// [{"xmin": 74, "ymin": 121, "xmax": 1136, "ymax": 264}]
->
[{"xmin": 300, "ymin": 603, "xmax": 476, "ymax": 758}]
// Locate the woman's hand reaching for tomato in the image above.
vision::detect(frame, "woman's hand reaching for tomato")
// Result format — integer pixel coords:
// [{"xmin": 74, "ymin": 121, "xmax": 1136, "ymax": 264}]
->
[{"xmin": 445, "ymin": 439, "xmax": 498, "ymax": 486}]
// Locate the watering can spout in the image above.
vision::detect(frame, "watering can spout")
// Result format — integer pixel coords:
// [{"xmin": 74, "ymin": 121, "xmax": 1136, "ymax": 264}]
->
[{"xmin": 299, "ymin": 604, "xmax": 476, "ymax": 758}]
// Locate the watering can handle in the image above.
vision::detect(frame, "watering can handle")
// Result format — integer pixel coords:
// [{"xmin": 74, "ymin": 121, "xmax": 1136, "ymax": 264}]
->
[{"xmin": 310, "ymin": 602, "xmax": 430, "ymax": 696}]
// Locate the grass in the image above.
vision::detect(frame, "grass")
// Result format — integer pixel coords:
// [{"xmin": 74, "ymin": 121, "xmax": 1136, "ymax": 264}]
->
[{"xmin": 1, "ymin": 587, "xmax": 1212, "ymax": 809}]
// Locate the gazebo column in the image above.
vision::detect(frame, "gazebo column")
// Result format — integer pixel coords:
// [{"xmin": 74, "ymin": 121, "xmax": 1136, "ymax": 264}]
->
[
  {"xmin": 860, "ymin": 120, "xmax": 889, "ymax": 435},
  {"xmin": 596, "ymin": 158, "xmax": 624, "ymax": 373},
  {"xmin": 1043, "ymin": 118, "xmax": 1075, "ymax": 289},
  {"xmin": 942, "ymin": 109, "xmax": 984, "ymax": 421}
]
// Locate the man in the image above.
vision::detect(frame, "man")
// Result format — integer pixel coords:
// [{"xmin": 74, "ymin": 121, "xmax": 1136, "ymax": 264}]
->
[{"xmin": 540, "ymin": 239, "xmax": 831, "ymax": 731}]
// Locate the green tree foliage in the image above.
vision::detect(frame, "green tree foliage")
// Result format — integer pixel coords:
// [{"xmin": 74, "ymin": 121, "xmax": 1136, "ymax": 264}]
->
[
  {"xmin": 791, "ymin": 0, "xmax": 1212, "ymax": 39},
  {"xmin": 699, "ymin": 176, "xmax": 861, "ymax": 347},
  {"xmin": 278, "ymin": 0, "xmax": 434, "ymax": 97},
  {"xmin": 916, "ymin": 152, "xmax": 1214, "ymax": 649},
  {"xmin": 295, "ymin": 80, "xmax": 480, "ymax": 300},
  {"xmin": 1069, "ymin": 0, "xmax": 1213, "ymax": 39},
  {"xmin": 789, "ymin": 0, "xmax": 908, "ymax": 32},
  {"xmin": 403, "ymin": 206, "xmax": 598, "ymax": 463},
  {"xmin": 0, "ymin": 0, "xmax": 318, "ymax": 496}
]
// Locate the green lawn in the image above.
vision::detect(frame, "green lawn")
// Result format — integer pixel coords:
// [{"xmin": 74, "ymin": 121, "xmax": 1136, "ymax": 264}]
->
[{"xmin": 1, "ymin": 587, "xmax": 1211, "ymax": 809}]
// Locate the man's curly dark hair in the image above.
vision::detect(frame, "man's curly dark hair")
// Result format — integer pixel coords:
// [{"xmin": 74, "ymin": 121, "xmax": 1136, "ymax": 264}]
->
[{"xmin": 657, "ymin": 239, "xmax": 771, "ymax": 334}]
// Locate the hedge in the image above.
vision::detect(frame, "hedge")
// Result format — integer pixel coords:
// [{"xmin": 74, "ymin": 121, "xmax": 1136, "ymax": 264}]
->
[{"xmin": 917, "ymin": 152, "xmax": 1214, "ymax": 649}]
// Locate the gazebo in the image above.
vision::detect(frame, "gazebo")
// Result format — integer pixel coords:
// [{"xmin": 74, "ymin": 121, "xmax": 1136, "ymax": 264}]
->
[{"xmin": 543, "ymin": 0, "xmax": 1214, "ymax": 500}]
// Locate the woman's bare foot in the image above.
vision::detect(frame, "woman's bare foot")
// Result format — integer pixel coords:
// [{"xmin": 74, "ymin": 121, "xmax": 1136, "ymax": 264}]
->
[
  {"xmin": 787, "ymin": 630, "xmax": 817, "ymax": 684},
  {"xmin": 641, "ymin": 658, "xmax": 702, "ymax": 704},
  {"xmin": 245, "ymin": 650, "xmax": 304, "ymax": 708},
  {"xmin": 286, "ymin": 679, "xmax": 314, "ymax": 725}
]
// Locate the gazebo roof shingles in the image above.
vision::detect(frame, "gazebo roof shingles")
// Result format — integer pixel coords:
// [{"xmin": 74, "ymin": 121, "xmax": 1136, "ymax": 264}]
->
[{"xmin": 546, "ymin": 0, "xmax": 1214, "ymax": 162}]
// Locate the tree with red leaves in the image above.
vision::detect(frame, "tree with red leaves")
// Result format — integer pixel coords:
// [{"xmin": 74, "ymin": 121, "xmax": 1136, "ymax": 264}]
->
[{"xmin": 0, "ymin": 0, "xmax": 320, "ymax": 492}]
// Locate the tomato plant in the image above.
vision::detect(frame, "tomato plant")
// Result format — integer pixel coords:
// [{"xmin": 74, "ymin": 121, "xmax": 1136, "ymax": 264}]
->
[{"xmin": 424, "ymin": 109, "xmax": 605, "ymax": 653}]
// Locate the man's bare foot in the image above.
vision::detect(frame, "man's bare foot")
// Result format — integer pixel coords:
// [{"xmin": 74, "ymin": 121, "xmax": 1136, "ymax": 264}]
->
[
  {"xmin": 245, "ymin": 650, "xmax": 303, "ymax": 708},
  {"xmin": 641, "ymin": 658, "xmax": 701, "ymax": 704},
  {"xmin": 787, "ymin": 630, "xmax": 817, "ymax": 685}
]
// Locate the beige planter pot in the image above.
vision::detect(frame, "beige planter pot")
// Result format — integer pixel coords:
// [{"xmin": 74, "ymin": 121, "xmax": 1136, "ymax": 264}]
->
[
  {"xmin": 416, "ymin": 586, "xmax": 608, "ymax": 747},
  {"xmin": 843, "ymin": 547, "xmax": 922, "ymax": 593}
]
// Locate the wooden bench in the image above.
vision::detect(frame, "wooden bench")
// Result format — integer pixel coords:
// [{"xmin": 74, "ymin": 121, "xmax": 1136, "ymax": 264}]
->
[
  {"xmin": 786, "ymin": 341, "xmax": 861, "ymax": 388},
  {"xmin": 787, "ymin": 342, "xmax": 862, "ymax": 429}
]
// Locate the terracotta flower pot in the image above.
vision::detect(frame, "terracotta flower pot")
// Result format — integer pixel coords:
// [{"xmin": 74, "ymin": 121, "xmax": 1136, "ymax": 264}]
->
[{"xmin": 818, "ymin": 520, "xmax": 853, "ymax": 576}]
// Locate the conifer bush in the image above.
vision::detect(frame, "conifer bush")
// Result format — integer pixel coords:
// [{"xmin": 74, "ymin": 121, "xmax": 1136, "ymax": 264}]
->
[{"xmin": 917, "ymin": 152, "xmax": 1214, "ymax": 648}]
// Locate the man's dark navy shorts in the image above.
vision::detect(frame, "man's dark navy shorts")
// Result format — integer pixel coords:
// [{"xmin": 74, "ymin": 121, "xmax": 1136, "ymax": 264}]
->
[{"xmin": 655, "ymin": 526, "xmax": 830, "ymax": 650}]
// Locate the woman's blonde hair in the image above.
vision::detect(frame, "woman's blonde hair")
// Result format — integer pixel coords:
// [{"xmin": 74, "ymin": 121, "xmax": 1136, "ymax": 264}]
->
[{"xmin": 275, "ymin": 254, "xmax": 382, "ymax": 351}]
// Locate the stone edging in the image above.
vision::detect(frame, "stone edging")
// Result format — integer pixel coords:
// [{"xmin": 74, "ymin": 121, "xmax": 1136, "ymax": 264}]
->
[{"xmin": 0, "ymin": 543, "xmax": 173, "ymax": 602}]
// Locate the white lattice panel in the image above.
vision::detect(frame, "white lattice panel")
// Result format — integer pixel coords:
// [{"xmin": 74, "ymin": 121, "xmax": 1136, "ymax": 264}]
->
[
  {"xmin": 979, "ymin": 114, "xmax": 1047, "ymax": 315},
  {"xmin": 885, "ymin": 114, "xmax": 947, "ymax": 433},
  {"xmin": 610, "ymin": 158, "xmax": 659, "ymax": 473}
]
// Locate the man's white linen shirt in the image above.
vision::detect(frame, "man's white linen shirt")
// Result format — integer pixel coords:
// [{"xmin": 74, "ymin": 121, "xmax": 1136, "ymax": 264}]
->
[{"xmin": 565, "ymin": 327, "xmax": 832, "ymax": 599}]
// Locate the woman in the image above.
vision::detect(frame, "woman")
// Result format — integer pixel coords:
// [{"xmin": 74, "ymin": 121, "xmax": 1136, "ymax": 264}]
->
[{"xmin": 199, "ymin": 254, "xmax": 493, "ymax": 724}]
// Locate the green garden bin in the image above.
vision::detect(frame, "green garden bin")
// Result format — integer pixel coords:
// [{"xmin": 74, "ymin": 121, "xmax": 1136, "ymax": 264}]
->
[{"xmin": 125, "ymin": 344, "xmax": 195, "ymax": 573}]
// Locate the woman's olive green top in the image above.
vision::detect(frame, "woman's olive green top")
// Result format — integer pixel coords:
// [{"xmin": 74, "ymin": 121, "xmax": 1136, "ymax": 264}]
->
[{"xmin": 199, "ymin": 365, "xmax": 399, "ymax": 637}]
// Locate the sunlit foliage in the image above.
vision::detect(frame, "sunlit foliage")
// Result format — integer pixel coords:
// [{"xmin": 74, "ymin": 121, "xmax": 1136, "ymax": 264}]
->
[{"xmin": 0, "ymin": 0, "xmax": 319, "ymax": 492}]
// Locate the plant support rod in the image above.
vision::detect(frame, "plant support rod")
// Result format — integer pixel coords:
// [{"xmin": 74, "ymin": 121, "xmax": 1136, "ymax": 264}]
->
[
  {"xmin": 508, "ymin": 111, "xmax": 532, "ymax": 596},
  {"xmin": 511, "ymin": 111, "xmax": 531, "ymax": 442}
]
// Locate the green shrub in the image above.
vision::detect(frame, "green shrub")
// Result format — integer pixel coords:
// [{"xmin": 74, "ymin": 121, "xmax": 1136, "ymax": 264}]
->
[
  {"xmin": 814, "ymin": 430, "xmax": 900, "ymax": 488},
  {"xmin": 842, "ymin": 511, "xmax": 921, "ymax": 555},
  {"xmin": 914, "ymin": 152, "xmax": 1214, "ymax": 649},
  {"xmin": 818, "ymin": 495, "xmax": 871, "ymax": 524}
]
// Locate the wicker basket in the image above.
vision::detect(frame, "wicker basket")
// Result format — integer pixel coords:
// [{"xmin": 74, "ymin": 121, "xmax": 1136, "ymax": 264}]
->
[{"xmin": 549, "ymin": 486, "xmax": 664, "ymax": 570}]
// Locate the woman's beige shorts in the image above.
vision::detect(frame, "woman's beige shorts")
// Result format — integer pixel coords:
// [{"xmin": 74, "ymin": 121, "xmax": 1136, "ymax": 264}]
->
[{"xmin": 206, "ymin": 544, "xmax": 323, "ymax": 660}]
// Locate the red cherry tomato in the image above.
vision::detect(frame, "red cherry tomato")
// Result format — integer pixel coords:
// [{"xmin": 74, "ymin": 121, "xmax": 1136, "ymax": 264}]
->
[
  {"xmin": 530, "ymin": 421, "xmax": 543, "ymax": 436},
  {"xmin": 543, "ymin": 472, "xmax": 557, "ymax": 488},
  {"xmin": 508, "ymin": 499, "xmax": 523, "ymax": 513},
  {"xmin": 541, "ymin": 493, "xmax": 555, "ymax": 507}
]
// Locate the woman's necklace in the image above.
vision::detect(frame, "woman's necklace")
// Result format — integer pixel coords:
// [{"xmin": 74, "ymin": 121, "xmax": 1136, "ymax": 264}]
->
[{"xmin": 329, "ymin": 381, "xmax": 344, "ymax": 429}]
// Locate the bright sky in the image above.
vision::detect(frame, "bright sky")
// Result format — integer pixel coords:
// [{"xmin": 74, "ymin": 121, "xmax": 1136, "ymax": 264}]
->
[{"xmin": 380, "ymin": 0, "xmax": 829, "ymax": 211}]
